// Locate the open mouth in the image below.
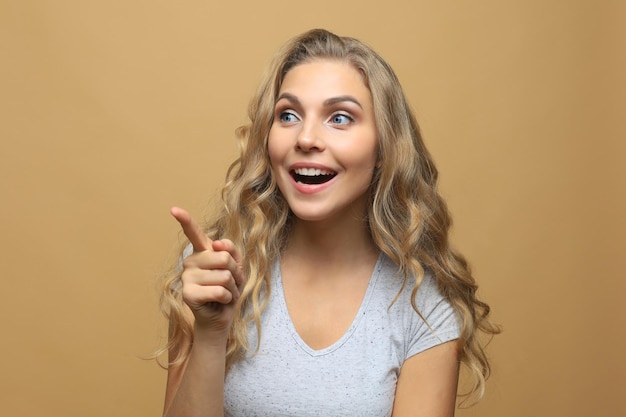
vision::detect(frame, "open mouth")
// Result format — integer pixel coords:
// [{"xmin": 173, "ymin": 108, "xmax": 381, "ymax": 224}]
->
[{"xmin": 291, "ymin": 167, "xmax": 337, "ymax": 185}]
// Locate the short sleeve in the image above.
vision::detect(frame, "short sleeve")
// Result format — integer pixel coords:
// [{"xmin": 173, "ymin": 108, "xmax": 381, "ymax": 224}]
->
[
  {"xmin": 405, "ymin": 273, "xmax": 461, "ymax": 358},
  {"xmin": 173, "ymin": 243, "xmax": 194, "ymax": 276}
]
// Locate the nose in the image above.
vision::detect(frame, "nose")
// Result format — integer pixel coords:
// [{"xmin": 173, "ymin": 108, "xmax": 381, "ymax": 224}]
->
[{"xmin": 295, "ymin": 120, "xmax": 325, "ymax": 152}]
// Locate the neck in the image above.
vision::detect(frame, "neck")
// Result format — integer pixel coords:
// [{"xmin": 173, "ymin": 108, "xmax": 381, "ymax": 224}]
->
[{"xmin": 284, "ymin": 216, "xmax": 378, "ymax": 266}]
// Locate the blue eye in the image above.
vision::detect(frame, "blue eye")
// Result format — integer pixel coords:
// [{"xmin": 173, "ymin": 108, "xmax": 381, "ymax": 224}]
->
[
  {"xmin": 331, "ymin": 114, "xmax": 353, "ymax": 125},
  {"xmin": 279, "ymin": 111, "xmax": 299, "ymax": 123}
]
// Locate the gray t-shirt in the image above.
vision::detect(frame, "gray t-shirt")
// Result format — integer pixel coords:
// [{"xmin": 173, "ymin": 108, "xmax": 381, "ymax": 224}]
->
[{"xmin": 224, "ymin": 253, "xmax": 460, "ymax": 417}]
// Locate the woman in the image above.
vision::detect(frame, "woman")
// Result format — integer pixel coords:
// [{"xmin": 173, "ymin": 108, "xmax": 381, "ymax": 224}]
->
[{"xmin": 159, "ymin": 29, "xmax": 499, "ymax": 417}]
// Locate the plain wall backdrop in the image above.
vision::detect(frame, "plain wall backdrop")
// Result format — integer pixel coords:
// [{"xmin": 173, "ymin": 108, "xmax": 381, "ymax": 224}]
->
[{"xmin": 1, "ymin": 1, "xmax": 624, "ymax": 416}]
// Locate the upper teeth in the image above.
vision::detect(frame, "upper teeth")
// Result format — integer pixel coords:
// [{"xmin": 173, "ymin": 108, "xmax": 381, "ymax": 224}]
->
[{"xmin": 294, "ymin": 168, "xmax": 333, "ymax": 176}]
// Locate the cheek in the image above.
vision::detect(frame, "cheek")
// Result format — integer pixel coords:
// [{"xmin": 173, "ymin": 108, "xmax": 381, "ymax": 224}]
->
[
  {"xmin": 267, "ymin": 129, "xmax": 281, "ymax": 167},
  {"xmin": 267, "ymin": 132, "xmax": 290, "ymax": 186},
  {"xmin": 346, "ymin": 135, "xmax": 378, "ymax": 169}
]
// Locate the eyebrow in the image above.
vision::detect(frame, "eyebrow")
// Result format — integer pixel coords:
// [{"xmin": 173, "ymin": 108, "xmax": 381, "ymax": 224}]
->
[{"xmin": 276, "ymin": 92, "xmax": 363, "ymax": 109}]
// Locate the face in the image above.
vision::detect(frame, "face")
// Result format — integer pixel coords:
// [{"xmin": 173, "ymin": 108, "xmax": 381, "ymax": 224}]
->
[{"xmin": 268, "ymin": 60, "xmax": 378, "ymax": 224}]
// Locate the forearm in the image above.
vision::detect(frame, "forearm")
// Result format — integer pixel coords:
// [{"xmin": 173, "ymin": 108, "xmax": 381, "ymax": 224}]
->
[{"xmin": 164, "ymin": 332, "xmax": 227, "ymax": 417}]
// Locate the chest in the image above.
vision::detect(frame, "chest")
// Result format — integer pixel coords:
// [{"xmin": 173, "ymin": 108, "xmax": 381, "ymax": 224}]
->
[
  {"xmin": 224, "ymin": 301, "xmax": 400, "ymax": 417},
  {"xmin": 282, "ymin": 275, "xmax": 370, "ymax": 351},
  {"xmin": 224, "ymin": 258, "xmax": 408, "ymax": 417},
  {"xmin": 224, "ymin": 257, "xmax": 460, "ymax": 417}
]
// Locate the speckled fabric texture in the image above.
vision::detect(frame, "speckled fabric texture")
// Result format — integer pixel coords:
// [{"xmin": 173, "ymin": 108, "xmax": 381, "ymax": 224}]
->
[{"xmin": 224, "ymin": 253, "xmax": 460, "ymax": 417}]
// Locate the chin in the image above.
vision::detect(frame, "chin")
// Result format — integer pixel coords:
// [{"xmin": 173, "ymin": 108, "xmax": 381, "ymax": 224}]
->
[
  {"xmin": 290, "ymin": 210, "xmax": 329, "ymax": 223},
  {"xmin": 289, "ymin": 204, "xmax": 366, "ymax": 225}
]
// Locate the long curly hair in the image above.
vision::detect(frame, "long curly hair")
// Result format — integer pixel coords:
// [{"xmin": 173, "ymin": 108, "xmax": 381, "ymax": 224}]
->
[{"xmin": 159, "ymin": 28, "xmax": 500, "ymax": 404}]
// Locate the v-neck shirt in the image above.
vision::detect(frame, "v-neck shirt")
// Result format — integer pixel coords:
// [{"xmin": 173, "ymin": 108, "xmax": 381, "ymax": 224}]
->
[{"xmin": 224, "ymin": 253, "xmax": 460, "ymax": 417}]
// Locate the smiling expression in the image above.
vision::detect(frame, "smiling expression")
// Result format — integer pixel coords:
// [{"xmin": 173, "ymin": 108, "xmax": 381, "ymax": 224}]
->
[{"xmin": 268, "ymin": 60, "xmax": 378, "ymax": 224}]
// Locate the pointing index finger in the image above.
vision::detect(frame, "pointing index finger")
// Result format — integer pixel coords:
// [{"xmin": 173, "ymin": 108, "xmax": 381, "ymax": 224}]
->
[{"xmin": 170, "ymin": 207, "xmax": 211, "ymax": 252}]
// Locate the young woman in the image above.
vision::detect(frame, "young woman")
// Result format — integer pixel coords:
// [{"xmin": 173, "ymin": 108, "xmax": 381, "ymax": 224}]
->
[{"xmin": 159, "ymin": 29, "xmax": 500, "ymax": 417}]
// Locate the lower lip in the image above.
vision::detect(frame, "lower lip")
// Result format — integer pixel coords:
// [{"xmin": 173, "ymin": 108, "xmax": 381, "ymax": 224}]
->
[{"xmin": 289, "ymin": 175, "xmax": 336, "ymax": 195}]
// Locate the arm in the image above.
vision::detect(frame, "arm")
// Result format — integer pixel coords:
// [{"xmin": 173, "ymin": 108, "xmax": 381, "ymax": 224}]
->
[
  {"xmin": 391, "ymin": 340, "xmax": 460, "ymax": 417},
  {"xmin": 163, "ymin": 207, "xmax": 244, "ymax": 417},
  {"xmin": 163, "ymin": 308, "xmax": 193, "ymax": 414},
  {"xmin": 163, "ymin": 323, "xmax": 228, "ymax": 417}
]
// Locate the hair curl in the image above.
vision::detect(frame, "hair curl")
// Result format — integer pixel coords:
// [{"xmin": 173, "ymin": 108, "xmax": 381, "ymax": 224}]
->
[{"xmin": 158, "ymin": 28, "xmax": 500, "ymax": 405}]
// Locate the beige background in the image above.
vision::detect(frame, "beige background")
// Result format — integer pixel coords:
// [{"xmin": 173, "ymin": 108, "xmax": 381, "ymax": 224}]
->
[{"xmin": 1, "ymin": 1, "xmax": 624, "ymax": 416}]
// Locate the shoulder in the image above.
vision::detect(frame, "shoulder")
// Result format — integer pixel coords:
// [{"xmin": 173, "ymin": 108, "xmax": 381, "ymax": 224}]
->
[
  {"xmin": 376, "ymin": 254, "xmax": 461, "ymax": 358},
  {"xmin": 376, "ymin": 254, "xmax": 447, "ymax": 309}
]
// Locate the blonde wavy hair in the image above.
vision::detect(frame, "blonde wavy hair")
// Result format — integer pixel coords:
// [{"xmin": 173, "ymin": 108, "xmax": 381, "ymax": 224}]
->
[{"xmin": 159, "ymin": 28, "xmax": 500, "ymax": 404}]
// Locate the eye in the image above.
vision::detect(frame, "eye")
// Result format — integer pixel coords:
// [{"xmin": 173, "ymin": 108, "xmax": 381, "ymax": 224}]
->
[
  {"xmin": 329, "ymin": 113, "xmax": 353, "ymax": 126},
  {"xmin": 279, "ymin": 111, "xmax": 299, "ymax": 124}
]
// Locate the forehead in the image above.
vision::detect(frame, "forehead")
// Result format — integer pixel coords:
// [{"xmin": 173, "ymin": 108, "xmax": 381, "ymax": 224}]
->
[{"xmin": 278, "ymin": 60, "xmax": 371, "ymax": 102}]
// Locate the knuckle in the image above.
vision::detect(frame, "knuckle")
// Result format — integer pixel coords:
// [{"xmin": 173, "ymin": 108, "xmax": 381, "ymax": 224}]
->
[
  {"xmin": 212, "ymin": 286, "xmax": 233, "ymax": 303},
  {"xmin": 215, "ymin": 269, "xmax": 233, "ymax": 285},
  {"xmin": 180, "ymin": 270, "xmax": 193, "ymax": 284},
  {"xmin": 220, "ymin": 239, "xmax": 234, "ymax": 250},
  {"xmin": 182, "ymin": 252, "xmax": 202, "ymax": 269},
  {"xmin": 181, "ymin": 286, "xmax": 199, "ymax": 304},
  {"xmin": 181, "ymin": 268, "xmax": 202, "ymax": 284},
  {"xmin": 181, "ymin": 257, "xmax": 193, "ymax": 269},
  {"xmin": 215, "ymin": 251, "xmax": 231, "ymax": 266}
]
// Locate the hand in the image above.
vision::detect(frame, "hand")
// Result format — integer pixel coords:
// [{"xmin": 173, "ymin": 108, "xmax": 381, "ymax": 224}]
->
[{"xmin": 170, "ymin": 207, "xmax": 244, "ymax": 338}]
